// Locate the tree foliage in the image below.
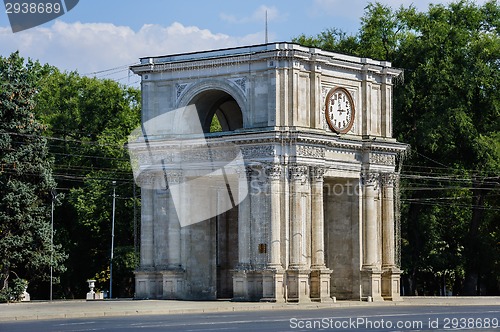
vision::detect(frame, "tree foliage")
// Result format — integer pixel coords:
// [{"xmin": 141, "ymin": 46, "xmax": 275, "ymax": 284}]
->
[
  {"xmin": 34, "ymin": 70, "xmax": 141, "ymax": 298},
  {"xmin": 294, "ymin": 0, "xmax": 500, "ymax": 295},
  {"xmin": 0, "ymin": 52, "xmax": 66, "ymax": 302}
]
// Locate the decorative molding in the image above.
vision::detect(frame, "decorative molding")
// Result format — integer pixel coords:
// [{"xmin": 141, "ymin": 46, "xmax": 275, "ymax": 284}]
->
[
  {"xmin": 230, "ymin": 77, "xmax": 247, "ymax": 95},
  {"xmin": 296, "ymin": 145, "xmax": 325, "ymax": 159},
  {"xmin": 175, "ymin": 83, "xmax": 189, "ymax": 100},
  {"xmin": 241, "ymin": 145, "xmax": 274, "ymax": 158},
  {"xmin": 165, "ymin": 170, "xmax": 183, "ymax": 185},
  {"xmin": 136, "ymin": 172, "xmax": 160, "ymax": 187},
  {"xmin": 369, "ymin": 153, "xmax": 396, "ymax": 166}
]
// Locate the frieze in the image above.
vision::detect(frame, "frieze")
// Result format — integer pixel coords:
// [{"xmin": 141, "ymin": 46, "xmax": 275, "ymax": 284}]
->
[
  {"xmin": 241, "ymin": 145, "xmax": 275, "ymax": 158},
  {"xmin": 369, "ymin": 153, "xmax": 396, "ymax": 166},
  {"xmin": 296, "ymin": 145, "xmax": 325, "ymax": 159}
]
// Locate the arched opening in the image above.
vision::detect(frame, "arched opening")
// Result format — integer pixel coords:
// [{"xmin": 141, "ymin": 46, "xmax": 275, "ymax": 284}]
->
[{"xmin": 188, "ymin": 89, "xmax": 243, "ymax": 133}]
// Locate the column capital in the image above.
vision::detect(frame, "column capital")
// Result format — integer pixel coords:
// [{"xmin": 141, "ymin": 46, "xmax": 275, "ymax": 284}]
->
[
  {"xmin": 361, "ymin": 171, "xmax": 380, "ymax": 187},
  {"xmin": 310, "ymin": 166, "xmax": 325, "ymax": 183},
  {"xmin": 265, "ymin": 164, "xmax": 282, "ymax": 181},
  {"xmin": 237, "ymin": 165, "xmax": 255, "ymax": 180},
  {"xmin": 289, "ymin": 164, "xmax": 309, "ymax": 183},
  {"xmin": 165, "ymin": 170, "xmax": 183, "ymax": 185},
  {"xmin": 136, "ymin": 172, "xmax": 158, "ymax": 187},
  {"xmin": 380, "ymin": 172, "xmax": 398, "ymax": 187}
]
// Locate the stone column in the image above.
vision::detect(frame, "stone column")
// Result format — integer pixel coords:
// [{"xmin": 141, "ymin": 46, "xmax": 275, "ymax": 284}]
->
[
  {"xmin": 310, "ymin": 166, "xmax": 326, "ymax": 269},
  {"xmin": 232, "ymin": 167, "xmax": 252, "ymax": 301},
  {"xmin": 267, "ymin": 164, "xmax": 282, "ymax": 269},
  {"xmin": 134, "ymin": 173, "xmax": 157, "ymax": 299},
  {"xmin": 381, "ymin": 173, "xmax": 396, "ymax": 268},
  {"xmin": 261, "ymin": 164, "xmax": 285, "ymax": 302},
  {"xmin": 162, "ymin": 171, "xmax": 185, "ymax": 299},
  {"xmin": 287, "ymin": 165, "xmax": 311, "ymax": 302},
  {"xmin": 166, "ymin": 171, "xmax": 182, "ymax": 269},
  {"xmin": 140, "ymin": 186, "xmax": 154, "ymax": 268},
  {"xmin": 381, "ymin": 173, "xmax": 402, "ymax": 301},
  {"xmin": 361, "ymin": 171, "xmax": 383, "ymax": 301},
  {"xmin": 309, "ymin": 166, "xmax": 332, "ymax": 302}
]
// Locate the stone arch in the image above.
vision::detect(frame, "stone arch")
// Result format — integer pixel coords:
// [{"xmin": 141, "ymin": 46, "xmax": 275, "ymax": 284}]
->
[{"xmin": 177, "ymin": 79, "xmax": 248, "ymax": 133}]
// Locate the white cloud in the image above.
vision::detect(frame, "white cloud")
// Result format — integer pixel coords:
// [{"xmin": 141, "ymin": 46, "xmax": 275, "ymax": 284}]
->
[
  {"xmin": 0, "ymin": 21, "xmax": 263, "ymax": 82},
  {"xmin": 220, "ymin": 5, "xmax": 284, "ymax": 24}
]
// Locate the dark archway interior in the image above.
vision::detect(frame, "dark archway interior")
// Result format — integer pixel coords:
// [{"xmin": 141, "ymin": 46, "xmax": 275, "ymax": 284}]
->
[{"xmin": 189, "ymin": 90, "xmax": 243, "ymax": 133}]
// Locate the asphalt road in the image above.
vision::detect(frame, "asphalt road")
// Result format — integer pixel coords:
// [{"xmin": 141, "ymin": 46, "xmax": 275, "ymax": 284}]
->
[{"xmin": 1, "ymin": 305, "xmax": 499, "ymax": 332}]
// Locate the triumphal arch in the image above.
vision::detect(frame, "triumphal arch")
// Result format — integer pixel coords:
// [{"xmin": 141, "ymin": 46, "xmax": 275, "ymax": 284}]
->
[{"xmin": 129, "ymin": 43, "xmax": 407, "ymax": 302}]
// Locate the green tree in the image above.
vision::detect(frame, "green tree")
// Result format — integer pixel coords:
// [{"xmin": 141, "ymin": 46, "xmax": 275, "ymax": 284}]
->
[
  {"xmin": 294, "ymin": 0, "xmax": 500, "ymax": 295},
  {"xmin": 34, "ymin": 70, "xmax": 141, "ymax": 298},
  {"xmin": 0, "ymin": 52, "xmax": 66, "ymax": 302}
]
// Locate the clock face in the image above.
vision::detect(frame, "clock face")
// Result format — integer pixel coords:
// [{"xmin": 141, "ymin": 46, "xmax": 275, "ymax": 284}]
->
[{"xmin": 325, "ymin": 87, "xmax": 355, "ymax": 134}]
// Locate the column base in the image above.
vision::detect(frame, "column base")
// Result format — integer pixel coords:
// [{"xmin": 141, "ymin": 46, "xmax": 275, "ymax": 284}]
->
[
  {"xmin": 134, "ymin": 269, "xmax": 162, "ymax": 299},
  {"xmin": 310, "ymin": 269, "xmax": 333, "ymax": 302},
  {"xmin": 261, "ymin": 269, "xmax": 285, "ymax": 303},
  {"xmin": 286, "ymin": 269, "xmax": 311, "ymax": 303},
  {"xmin": 382, "ymin": 267, "xmax": 402, "ymax": 301},
  {"xmin": 161, "ymin": 270, "xmax": 185, "ymax": 299},
  {"xmin": 232, "ymin": 269, "xmax": 249, "ymax": 301},
  {"xmin": 361, "ymin": 267, "xmax": 384, "ymax": 301}
]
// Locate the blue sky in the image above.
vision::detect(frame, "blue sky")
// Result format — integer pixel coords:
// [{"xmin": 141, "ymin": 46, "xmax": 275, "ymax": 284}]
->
[{"xmin": 0, "ymin": 0, "xmax": 484, "ymax": 85}]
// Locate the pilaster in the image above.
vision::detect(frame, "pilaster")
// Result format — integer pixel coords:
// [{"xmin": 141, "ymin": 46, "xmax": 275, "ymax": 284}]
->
[
  {"xmin": 361, "ymin": 171, "xmax": 383, "ymax": 301},
  {"xmin": 309, "ymin": 166, "xmax": 332, "ymax": 302},
  {"xmin": 289, "ymin": 165, "xmax": 308, "ymax": 269},
  {"xmin": 232, "ymin": 167, "xmax": 253, "ymax": 301},
  {"xmin": 266, "ymin": 164, "xmax": 283, "ymax": 269},
  {"xmin": 381, "ymin": 173, "xmax": 402, "ymax": 301}
]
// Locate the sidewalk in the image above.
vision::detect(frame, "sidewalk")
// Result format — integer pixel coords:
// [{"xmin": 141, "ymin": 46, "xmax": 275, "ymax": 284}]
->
[{"xmin": 1, "ymin": 297, "xmax": 499, "ymax": 322}]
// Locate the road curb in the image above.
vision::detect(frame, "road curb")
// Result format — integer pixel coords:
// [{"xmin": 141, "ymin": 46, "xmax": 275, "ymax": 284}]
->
[{"xmin": 1, "ymin": 297, "xmax": 499, "ymax": 322}]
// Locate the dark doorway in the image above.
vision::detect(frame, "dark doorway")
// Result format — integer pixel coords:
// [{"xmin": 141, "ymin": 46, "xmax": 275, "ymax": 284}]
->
[{"xmin": 216, "ymin": 205, "xmax": 239, "ymax": 298}]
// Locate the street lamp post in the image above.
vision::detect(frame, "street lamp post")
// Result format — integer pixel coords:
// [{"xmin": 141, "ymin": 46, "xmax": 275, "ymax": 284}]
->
[
  {"xmin": 109, "ymin": 181, "xmax": 116, "ymax": 299},
  {"xmin": 50, "ymin": 189, "xmax": 59, "ymax": 302}
]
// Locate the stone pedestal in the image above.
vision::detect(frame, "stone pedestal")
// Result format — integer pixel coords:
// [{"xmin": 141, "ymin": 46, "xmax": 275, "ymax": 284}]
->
[
  {"xmin": 161, "ymin": 270, "xmax": 185, "ymax": 299},
  {"xmin": 134, "ymin": 270, "xmax": 161, "ymax": 299},
  {"xmin": 232, "ymin": 270, "xmax": 249, "ymax": 301},
  {"xmin": 361, "ymin": 268, "xmax": 384, "ymax": 301},
  {"xmin": 261, "ymin": 269, "xmax": 285, "ymax": 302},
  {"xmin": 310, "ymin": 269, "xmax": 333, "ymax": 302},
  {"xmin": 382, "ymin": 267, "xmax": 402, "ymax": 301},
  {"xmin": 287, "ymin": 270, "xmax": 311, "ymax": 303}
]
